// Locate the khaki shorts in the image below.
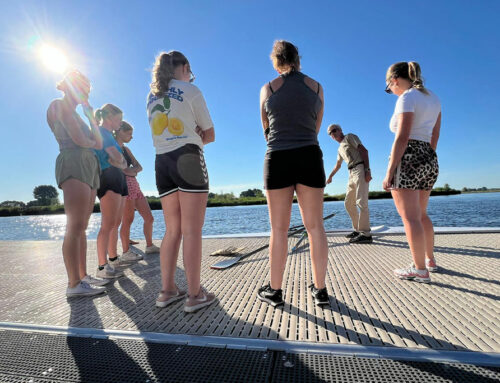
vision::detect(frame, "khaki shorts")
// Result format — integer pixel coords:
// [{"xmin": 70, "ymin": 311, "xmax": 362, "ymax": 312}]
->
[{"xmin": 55, "ymin": 148, "xmax": 100, "ymax": 190}]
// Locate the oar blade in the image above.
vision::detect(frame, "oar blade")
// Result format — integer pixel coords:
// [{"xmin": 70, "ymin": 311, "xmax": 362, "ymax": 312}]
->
[{"xmin": 210, "ymin": 256, "xmax": 242, "ymax": 270}]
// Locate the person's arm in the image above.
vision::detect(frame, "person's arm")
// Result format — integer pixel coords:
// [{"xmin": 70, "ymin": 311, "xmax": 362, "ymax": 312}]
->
[
  {"xmin": 49, "ymin": 102, "xmax": 99, "ymax": 149},
  {"xmin": 192, "ymin": 91, "xmax": 215, "ymax": 145},
  {"xmin": 383, "ymin": 112, "xmax": 414, "ymax": 191},
  {"xmin": 122, "ymin": 146, "xmax": 142, "ymax": 177},
  {"xmin": 196, "ymin": 126, "xmax": 215, "ymax": 144},
  {"xmin": 326, "ymin": 158, "xmax": 343, "ymax": 184},
  {"xmin": 82, "ymin": 103, "xmax": 103, "ymax": 150},
  {"xmin": 260, "ymin": 83, "xmax": 272, "ymax": 141},
  {"xmin": 357, "ymin": 144, "xmax": 372, "ymax": 182},
  {"xmin": 315, "ymin": 83, "xmax": 324, "ymax": 134},
  {"xmin": 106, "ymin": 146, "xmax": 127, "ymax": 170},
  {"xmin": 430, "ymin": 112, "xmax": 441, "ymax": 151}
]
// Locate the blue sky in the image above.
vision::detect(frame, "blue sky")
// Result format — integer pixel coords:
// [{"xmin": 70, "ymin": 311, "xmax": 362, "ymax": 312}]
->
[{"xmin": 0, "ymin": 0, "xmax": 499, "ymax": 203}]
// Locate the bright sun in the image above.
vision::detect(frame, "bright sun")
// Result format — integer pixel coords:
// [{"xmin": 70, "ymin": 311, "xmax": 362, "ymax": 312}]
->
[{"xmin": 38, "ymin": 44, "xmax": 68, "ymax": 73}]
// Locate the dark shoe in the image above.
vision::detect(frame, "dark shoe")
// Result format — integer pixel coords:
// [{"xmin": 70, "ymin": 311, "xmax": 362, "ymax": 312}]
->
[
  {"xmin": 257, "ymin": 283, "xmax": 284, "ymax": 307},
  {"xmin": 349, "ymin": 234, "xmax": 373, "ymax": 244},
  {"xmin": 309, "ymin": 284, "xmax": 329, "ymax": 306},
  {"xmin": 345, "ymin": 231, "xmax": 359, "ymax": 239}
]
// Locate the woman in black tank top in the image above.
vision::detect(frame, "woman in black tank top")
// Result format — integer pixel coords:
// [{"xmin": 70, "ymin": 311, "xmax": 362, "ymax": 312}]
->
[
  {"xmin": 257, "ymin": 40, "xmax": 330, "ymax": 307},
  {"xmin": 114, "ymin": 122, "xmax": 159, "ymax": 257}
]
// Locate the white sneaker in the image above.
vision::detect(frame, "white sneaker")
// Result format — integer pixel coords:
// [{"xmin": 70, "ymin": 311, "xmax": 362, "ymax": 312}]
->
[
  {"xmin": 122, "ymin": 249, "xmax": 143, "ymax": 261},
  {"xmin": 145, "ymin": 244, "xmax": 160, "ymax": 254},
  {"xmin": 109, "ymin": 256, "xmax": 126, "ymax": 268},
  {"xmin": 96, "ymin": 264, "xmax": 124, "ymax": 279},
  {"xmin": 66, "ymin": 281, "xmax": 106, "ymax": 297},
  {"xmin": 82, "ymin": 274, "xmax": 111, "ymax": 286}
]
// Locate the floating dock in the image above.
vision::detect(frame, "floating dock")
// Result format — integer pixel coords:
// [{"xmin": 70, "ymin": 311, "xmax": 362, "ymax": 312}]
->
[{"xmin": 0, "ymin": 231, "xmax": 499, "ymax": 382}]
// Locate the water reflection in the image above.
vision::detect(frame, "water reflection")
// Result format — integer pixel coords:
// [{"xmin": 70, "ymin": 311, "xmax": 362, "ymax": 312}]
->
[{"xmin": 0, "ymin": 193, "xmax": 499, "ymax": 241}]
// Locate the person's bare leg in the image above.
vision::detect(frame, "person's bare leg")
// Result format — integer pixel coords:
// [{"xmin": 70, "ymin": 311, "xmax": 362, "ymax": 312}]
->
[
  {"xmin": 61, "ymin": 179, "xmax": 93, "ymax": 287},
  {"xmin": 391, "ymin": 189, "xmax": 426, "ymax": 270},
  {"xmin": 135, "ymin": 197, "xmax": 155, "ymax": 247},
  {"xmin": 120, "ymin": 198, "xmax": 135, "ymax": 253},
  {"xmin": 266, "ymin": 187, "xmax": 294, "ymax": 290},
  {"xmin": 107, "ymin": 196, "xmax": 125, "ymax": 258},
  {"xmin": 79, "ymin": 188, "xmax": 97, "ymax": 279},
  {"xmin": 97, "ymin": 191, "xmax": 123, "ymax": 266},
  {"xmin": 419, "ymin": 190, "xmax": 434, "ymax": 260},
  {"xmin": 179, "ymin": 191, "xmax": 208, "ymax": 297},
  {"xmin": 296, "ymin": 184, "xmax": 328, "ymax": 289},
  {"xmin": 160, "ymin": 193, "xmax": 182, "ymax": 292}
]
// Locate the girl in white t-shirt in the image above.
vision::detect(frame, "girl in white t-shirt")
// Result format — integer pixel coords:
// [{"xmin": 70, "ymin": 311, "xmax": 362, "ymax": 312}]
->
[
  {"xmin": 383, "ymin": 61, "xmax": 442, "ymax": 283},
  {"xmin": 147, "ymin": 51, "xmax": 216, "ymax": 313}
]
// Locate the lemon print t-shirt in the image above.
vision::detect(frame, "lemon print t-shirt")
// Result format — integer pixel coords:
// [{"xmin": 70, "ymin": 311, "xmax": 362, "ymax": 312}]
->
[{"xmin": 146, "ymin": 79, "xmax": 214, "ymax": 155}]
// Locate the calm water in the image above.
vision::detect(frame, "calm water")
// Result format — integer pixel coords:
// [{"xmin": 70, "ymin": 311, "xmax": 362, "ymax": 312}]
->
[{"xmin": 0, "ymin": 193, "xmax": 499, "ymax": 241}]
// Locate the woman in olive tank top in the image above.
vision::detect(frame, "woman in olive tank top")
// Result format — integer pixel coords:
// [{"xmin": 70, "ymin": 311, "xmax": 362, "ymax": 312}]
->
[{"xmin": 47, "ymin": 71, "xmax": 107, "ymax": 297}]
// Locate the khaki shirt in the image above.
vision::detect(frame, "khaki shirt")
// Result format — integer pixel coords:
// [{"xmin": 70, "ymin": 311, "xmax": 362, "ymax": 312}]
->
[{"xmin": 337, "ymin": 134, "xmax": 363, "ymax": 168}]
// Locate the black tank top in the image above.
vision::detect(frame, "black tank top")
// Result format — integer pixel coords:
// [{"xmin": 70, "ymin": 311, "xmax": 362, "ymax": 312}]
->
[
  {"xmin": 264, "ymin": 71, "xmax": 322, "ymax": 152},
  {"xmin": 122, "ymin": 146, "xmax": 133, "ymax": 167}
]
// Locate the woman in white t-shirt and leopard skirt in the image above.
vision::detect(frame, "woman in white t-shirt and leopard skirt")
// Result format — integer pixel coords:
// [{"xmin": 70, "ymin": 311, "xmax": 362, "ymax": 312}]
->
[
  {"xmin": 383, "ymin": 61, "xmax": 441, "ymax": 283},
  {"xmin": 147, "ymin": 51, "xmax": 216, "ymax": 312}
]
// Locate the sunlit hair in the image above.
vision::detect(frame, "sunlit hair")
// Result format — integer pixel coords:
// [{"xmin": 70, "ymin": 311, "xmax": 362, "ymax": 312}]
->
[
  {"xmin": 327, "ymin": 124, "xmax": 341, "ymax": 135},
  {"xmin": 94, "ymin": 104, "xmax": 122, "ymax": 125},
  {"xmin": 150, "ymin": 51, "xmax": 189, "ymax": 97},
  {"xmin": 386, "ymin": 61, "xmax": 428, "ymax": 94},
  {"xmin": 270, "ymin": 40, "xmax": 301, "ymax": 72},
  {"xmin": 56, "ymin": 70, "xmax": 90, "ymax": 98}
]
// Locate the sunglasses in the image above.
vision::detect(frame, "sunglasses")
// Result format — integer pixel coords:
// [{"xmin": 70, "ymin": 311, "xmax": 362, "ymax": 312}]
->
[
  {"xmin": 329, "ymin": 129, "xmax": 338, "ymax": 135},
  {"xmin": 385, "ymin": 78, "xmax": 394, "ymax": 94},
  {"xmin": 189, "ymin": 70, "xmax": 195, "ymax": 83}
]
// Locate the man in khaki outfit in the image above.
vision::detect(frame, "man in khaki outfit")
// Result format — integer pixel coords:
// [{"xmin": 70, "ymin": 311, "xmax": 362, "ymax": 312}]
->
[{"xmin": 327, "ymin": 124, "xmax": 373, "ymax": 243}]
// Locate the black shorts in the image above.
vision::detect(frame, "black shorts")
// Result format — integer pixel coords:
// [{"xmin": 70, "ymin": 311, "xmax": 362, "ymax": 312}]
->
[
  {"xmin": 394, "ymin": 139, "xmax": 439, "ymax": 190},
  {"xmin": 97, "ymin": 166, "xmax": 128, "ymax": 199},
  {"xmin": 155, "ymin": 144, "xmax": 209, "ymax": 197},
  {"xmin": 264, "ymin": 145, "xmax": 326, "ymax": 190}
]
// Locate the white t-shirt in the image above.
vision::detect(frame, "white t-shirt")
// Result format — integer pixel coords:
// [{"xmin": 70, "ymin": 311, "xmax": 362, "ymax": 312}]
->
[
  {"xmin": 389, "ymin": 87, "xmax": 441, "ymax": 143},
  {"xmin": 146, "ymin": 79, "xmax": 214, "ymax": 154}
]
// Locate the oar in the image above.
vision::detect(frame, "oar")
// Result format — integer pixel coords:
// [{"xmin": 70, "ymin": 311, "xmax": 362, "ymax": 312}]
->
[
  {"xmin": 291, "ymin": 231, "xmax": 308, "ymax": 252},
  {"xmin": 210, "ymin": 212, "xmax": 335, "ymax": 270},
  {"xmin": 210, "ymin": 225, "xmax": 307, "ymax": 270}
]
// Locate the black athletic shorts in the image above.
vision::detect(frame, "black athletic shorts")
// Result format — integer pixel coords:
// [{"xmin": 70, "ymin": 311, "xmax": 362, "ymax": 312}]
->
[
  {"xmin": 264, "ymin": 145, "xmax": 326, "ymax": 190},
  {"xmin": 97, "ymin": 166, "xmax": 128, "ymax": 199},
  {"xmin": 155, "ymin": 144, "xmax": 209, "ymax": 197}
]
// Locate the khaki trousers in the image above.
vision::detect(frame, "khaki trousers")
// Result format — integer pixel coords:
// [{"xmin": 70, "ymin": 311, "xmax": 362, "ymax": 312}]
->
[{"xmin": 344, "ymin": 164, "xmax": 371, "ymax": 235}]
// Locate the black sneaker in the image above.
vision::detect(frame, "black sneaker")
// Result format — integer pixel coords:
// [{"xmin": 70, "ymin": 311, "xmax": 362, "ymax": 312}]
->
[
  {"xmin": 349, "ymin": 234, "xmax": 373, "ymax": 244},
  {"xmin": 257, "ymin": 283, "xmax": 284, "ymax": 307},
  {"xmin": 345, "ymin": 231, "xmax": 359, "ymax": 239},
  {"xmin": 309, "ymin": 284, "xmax": 329, "ymax": 306}
]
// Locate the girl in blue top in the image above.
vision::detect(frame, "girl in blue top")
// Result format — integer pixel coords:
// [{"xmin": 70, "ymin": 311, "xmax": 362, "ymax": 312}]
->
[{"xmin": 93, "ymin": 104, "xmax": 131, "ymax": 280}]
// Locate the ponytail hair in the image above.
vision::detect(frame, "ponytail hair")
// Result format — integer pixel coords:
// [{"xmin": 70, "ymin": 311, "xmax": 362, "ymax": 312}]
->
[
  {"xmin": 150, "ymin": 51, "xmax": 189, "ymax": 97},
  {"xmin": 94, "ymin": 103, "xmax": 122, "ymax": 125},
  {"xmin": 386, "ymin": 61, "xmax": 429, "ymax": 94}
]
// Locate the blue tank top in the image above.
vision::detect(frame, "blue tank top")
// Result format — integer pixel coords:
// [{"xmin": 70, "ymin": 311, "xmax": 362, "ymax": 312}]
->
[
  {"xmin": 93, "ymin": 127, "xmax": 122, "ymax": 170},
  {"xmin": 264, "ymin": 71, "xmax": 322, "ymax": 152}
]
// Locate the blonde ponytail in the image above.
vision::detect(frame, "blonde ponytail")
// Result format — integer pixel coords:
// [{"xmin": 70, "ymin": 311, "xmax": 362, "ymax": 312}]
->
[
  {"xmin": 408, "ymin": 62, "xmax": 428, "ymax": 94},
  {"xmin": 94, "ymin": 104, "xmax": 122, "ymax": 125},
  {"xmin": 150, "ymin": 51, "xmax": 189, "ymax": 97}
]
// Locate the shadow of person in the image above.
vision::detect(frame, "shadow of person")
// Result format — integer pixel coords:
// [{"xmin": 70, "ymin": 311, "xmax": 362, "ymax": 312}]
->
[{"xmin": 66, "ymin": 296, "xmax": 147, "ymax": 382}]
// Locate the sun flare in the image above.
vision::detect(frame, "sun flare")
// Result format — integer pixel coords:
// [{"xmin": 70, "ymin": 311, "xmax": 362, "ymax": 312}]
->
[{"xmin": 38, "ymin": 44, "xmax": 68, "ymax": 73}]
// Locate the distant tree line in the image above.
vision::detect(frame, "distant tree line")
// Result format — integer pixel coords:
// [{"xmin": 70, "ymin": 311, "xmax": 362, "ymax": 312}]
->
[{"xmin": 1, "ymin": 184, "xmax": 487, "ymax": 217}]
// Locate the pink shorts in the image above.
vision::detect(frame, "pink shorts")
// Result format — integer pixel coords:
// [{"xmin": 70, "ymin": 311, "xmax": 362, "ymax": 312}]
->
[{"xmin": 126, "ymin": 176, "xmax": 145, "ymax": 201}]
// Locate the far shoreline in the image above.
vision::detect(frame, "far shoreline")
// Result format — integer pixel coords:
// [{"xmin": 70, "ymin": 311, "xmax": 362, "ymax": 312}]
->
[{"xmin": 0, "ymin": 188, "xmax": 474, "ymax": 217}]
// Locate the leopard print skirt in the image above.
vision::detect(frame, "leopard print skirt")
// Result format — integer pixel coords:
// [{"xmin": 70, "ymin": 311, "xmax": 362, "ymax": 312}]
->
[{"xmin": 393, "ymin": 139, "xmax": 438, "ymax": 190}]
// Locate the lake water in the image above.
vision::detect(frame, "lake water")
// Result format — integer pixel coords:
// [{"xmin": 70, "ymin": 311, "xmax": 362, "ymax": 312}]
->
[{"xmin": 0, "ymin": 193, "xmax": 499, "ymax": 241}]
